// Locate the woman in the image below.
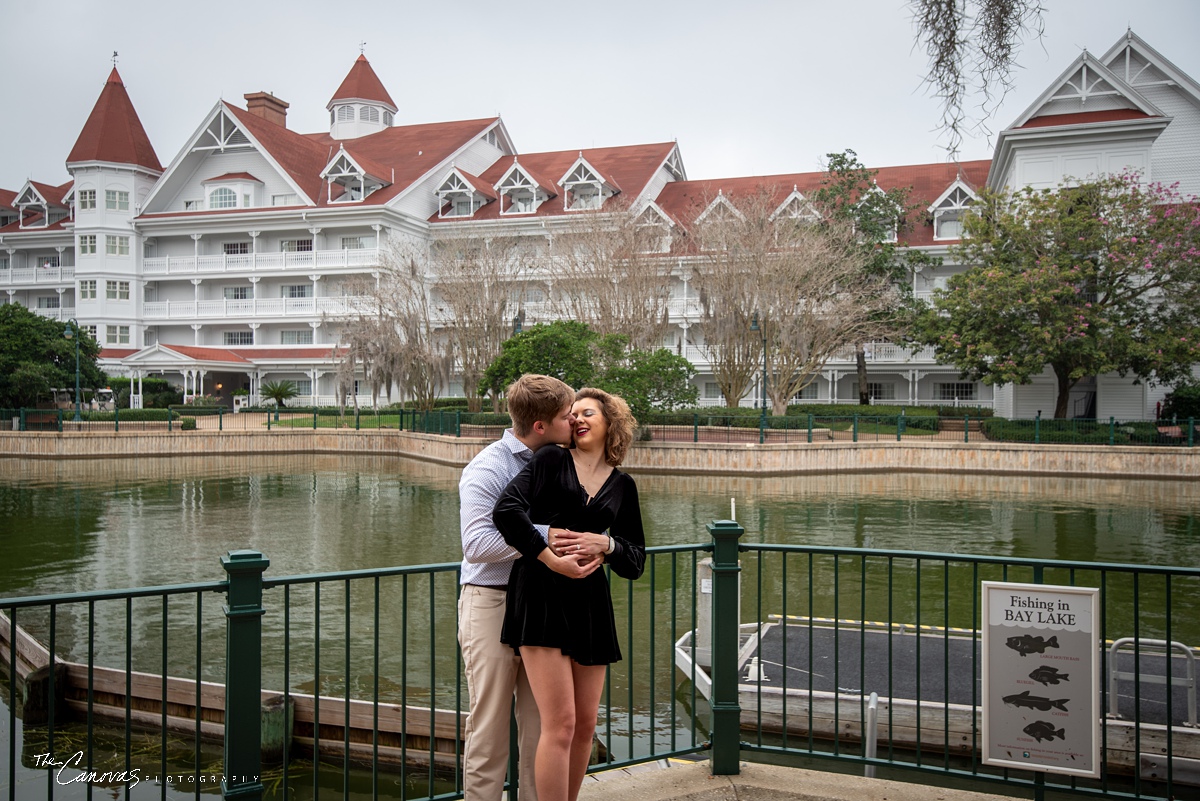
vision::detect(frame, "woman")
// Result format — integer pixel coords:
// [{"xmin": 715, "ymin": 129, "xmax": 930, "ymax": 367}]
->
[{"xmin": 493, "ymin": 387, "xmax": 646, "ymax": 801}]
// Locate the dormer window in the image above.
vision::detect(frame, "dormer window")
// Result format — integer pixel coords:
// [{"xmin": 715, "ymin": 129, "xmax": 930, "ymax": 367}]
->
[
  {"xmin": 209, "ymin": 187, "xmax": 237, "ymax": 209},
  {"xmin": 857, "ymin": 185, "xmax": 900, "ymax": 244},
  {"xmin": 321, "ymin": 150, "xmax": 388, "ymax": 204},
  {"xmin": 496, "ymin": 163, "xmax": 554, "ymax": 216},
  {"xmin": 201, "ymin": 173, "xmax": 263, "ymax": 210},
  {"xmin": 634, "ymin": 204, "xmax": 674, "ymax": 253},
  {"xmin": 561, "ymin": 158, "xmax": 619, "ymax": 212},
  {"xmin": 929, "ymin": 182, "xmax": 977, "ymax": 241},
  {"xmin": 436, "ymin": 169, "xmax": 494, "ymax": 218}
]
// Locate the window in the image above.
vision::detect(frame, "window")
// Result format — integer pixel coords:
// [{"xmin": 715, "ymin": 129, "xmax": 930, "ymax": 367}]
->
[
  {"xmin": 281, "ymin": 329, "xmax": 314, "ymax": 345},
  {"xmin": 79, "ymin": 280, "xmax": 97, "ymax": 300},
  {"xmin": 359, "ymin": 106, "xmax": 379, "ymax": 123},
  {"xmin": 340, "ymin": 236, "xmax": 364, "ymax": 250},
  {"xmin": 184, "ymin": 199, "xmax": 203, "ymax": 211},
  {"xmin": 223, "ymin": 331, "xmax": 254, "ymax": 346},
  {"xmin": 243, "ymin": 194, "xmax": 252, "ymax": 208},
  {"xmin": 280, "ymin": 239, "xmax": 313, "ymax": 253},
  {"xmin": 84, "ymin": 325, "xmax": 97, "ymax": 339},
  {"xmin": 223, "ymin": 242, "xmax": 250, "ymax": 255},
  {"xmin": 293, "ymin": 379, "xmax": 312, "ymax": 396},
  {"xmin": 793, "ymin": 383, "xmax": 819, "ymax": 400},
  {"xmin": 931, "ymin": 185, "xmax": 975, "ymax": 241},
  {"xmin": 106, "ymin": 325, "xmax": 130, "ymax": 345},
  {"xmin": 209, "ymin": 187, "xmax": 237, "ymax": 209},
  {"xmin": 78, "ymin": 190, "xmax": 96, "ymax": 210},
  {"xmin": 224, "ymin": 286, "xmax": 251, "ymax": 300},
  {"xmin": 37, "ymin": 296, "xmax": 60, "ymax": 309},
  {"xmin": 272, "ymin": 194, "xmax": 298, "ymax": 206},
  {"xmin": 38, "ymin": 256, "xmax": 61, "ymax": 269},
  {"xmin": 106, "ymin": 280, "xmax": 131, "ymax": 300},
  {"xmin": 105, "ymin": 190, "xmax": 129, "ymax": 211},
  {"xmin": 936, "ymin": 382, "xmax": 977, "ymax": 401},
  {"xmin": 383, "ymin": 111, "xmax": 393, "ymax": 126},
  {"xmin": 337, "ymin": 105, "xmax": 355, "ymax": 122},
  {"xmin": 704, "ymin": 382, "xmax": 722, "ymax": 399},
  {"xmin": 282, "ymin": 285, "xmax": 312, "ymax": 299},
  {"xmin": 79, "ymin": 235, "xmax": 97, "ymax": 254},
  {"xmin": 0, "ymin": 257, "xmax": 7, "ymax": 270},
  {"xmin": 106, "ymin": 236, "xmax": 130, "ymax": 256},
  {"xmin": 853, "ymin": 382, "xmax": 896, "ymax": 401}
]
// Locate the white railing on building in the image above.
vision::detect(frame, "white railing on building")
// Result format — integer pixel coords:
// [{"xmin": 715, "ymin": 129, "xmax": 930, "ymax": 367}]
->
[
  {"xmin": 142, "ymin": 295, "xmax": 376, "ymax": 320},
  {"xmin": 142, "ymin": 248, "xmax": 381, "ymax": 276},
  {"xmin": 0, "ymin": 266, "xmax": 76, "ymax": 285},
  {"xmin": 32, "ymin": 306, "xmax": 77, "ymax": 321}
]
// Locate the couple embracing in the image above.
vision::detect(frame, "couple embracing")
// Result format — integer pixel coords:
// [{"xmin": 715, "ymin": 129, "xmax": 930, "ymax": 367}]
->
[{"xmin": 457, "ymin": 374, "xmax": 646, "ymax": 801}]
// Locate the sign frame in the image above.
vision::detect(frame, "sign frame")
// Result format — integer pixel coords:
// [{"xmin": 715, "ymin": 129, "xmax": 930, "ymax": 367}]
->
[{"xmin": 981, "ymin": 581, "xmax": 1100, "ymax": 778}]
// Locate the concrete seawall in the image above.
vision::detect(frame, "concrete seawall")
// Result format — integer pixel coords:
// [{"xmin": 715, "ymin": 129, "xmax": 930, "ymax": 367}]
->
[{"xmin": 0, "ymin": 430, "xmax": 1195, "ymax": 479}]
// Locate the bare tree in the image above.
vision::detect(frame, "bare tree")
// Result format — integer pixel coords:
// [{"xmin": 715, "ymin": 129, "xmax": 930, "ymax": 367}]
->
[
  {"xmin": 690, "ymin": 188, "xmax": 897, "ymax": 414},
  {"xmin": 911, "ymin": 0, "xmax": 1045, "ymax": 154},
  {"xmin": 429, "ymin": 233, "xmax": 529, "ymax": 412},
  {"xmin": 552, "ymin": 198, "xmax": 674, "ymax": 351}
]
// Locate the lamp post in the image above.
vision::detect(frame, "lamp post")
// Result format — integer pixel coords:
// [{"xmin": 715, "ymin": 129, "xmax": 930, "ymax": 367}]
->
[
  {"xmin": 64, "ymin": 318, "xmax": 82, "ymax": 422},
  {"xmin": 512, "ymin": 311, "xmax": 524, "ymax": 336},
  {"xmin": 750, "ymin": 312, "xmax": 767, "ymax": 427}
]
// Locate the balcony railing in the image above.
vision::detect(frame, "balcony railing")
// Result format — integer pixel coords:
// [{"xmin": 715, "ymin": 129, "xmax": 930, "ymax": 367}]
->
[
  {"xmin": 142, "ymin": 248, "xmax": 381, "ymax": 276},
  {"xmin": 0, "ymin": 265, "xmax": 75, "ymax": 285},
  {"xmin": 142, "ymin": 295, "xmax": 376, "ymax": 320},
  {"xmin": 31, "ymin": 306, "xmax": 76, "ymax": 321}
]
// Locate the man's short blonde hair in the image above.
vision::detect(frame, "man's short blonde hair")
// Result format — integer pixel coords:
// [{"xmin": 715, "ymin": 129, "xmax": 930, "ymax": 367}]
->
[{"xmin": 507, "ymin": 374, "xmax": 574, "ymax": 436}]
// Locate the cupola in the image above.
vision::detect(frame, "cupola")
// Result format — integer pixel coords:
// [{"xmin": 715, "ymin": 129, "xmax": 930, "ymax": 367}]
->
[{"xmin": 327, "ymin": 55, "xmax": 398, "ymax": 140}]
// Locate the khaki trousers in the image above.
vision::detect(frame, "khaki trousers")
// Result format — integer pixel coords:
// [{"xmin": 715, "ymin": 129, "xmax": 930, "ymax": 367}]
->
[{"xmin": 458, "ymin": 585, "xmax": 540, "ymax": 801}]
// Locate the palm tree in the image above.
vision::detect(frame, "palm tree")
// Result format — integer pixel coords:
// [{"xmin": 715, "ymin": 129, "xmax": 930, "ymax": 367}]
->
[{"xmin": 260, "ymin": 380, "xmax": 299, "ymax": 417}]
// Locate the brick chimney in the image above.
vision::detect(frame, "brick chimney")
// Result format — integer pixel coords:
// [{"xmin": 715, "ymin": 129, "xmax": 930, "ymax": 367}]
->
[{"xmin": 244, "ymin": 92, "xmax": 289, "ymax": 127}]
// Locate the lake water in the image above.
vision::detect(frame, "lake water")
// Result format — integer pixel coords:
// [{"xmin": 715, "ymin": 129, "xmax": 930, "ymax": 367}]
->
[{"xmin": 1, "ymin": 455, "xmax": 1197, "ymax": 798}]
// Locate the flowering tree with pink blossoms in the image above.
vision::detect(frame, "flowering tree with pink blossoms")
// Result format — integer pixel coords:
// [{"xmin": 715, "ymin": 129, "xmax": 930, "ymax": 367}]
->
[{"xmin": 918, "ymin": 173, "xmax": 1200, "ymax": 418}]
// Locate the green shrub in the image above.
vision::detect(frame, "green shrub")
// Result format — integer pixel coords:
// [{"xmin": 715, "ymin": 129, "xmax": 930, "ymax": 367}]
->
[
  {"xmin": 1162, "ymin": 382, "xmax": 1200, "ymax": 421},
  {"xmin": 180, "ymin": 417, "xmax": 197, "ymax": 431},
  {"xmin": 81, "ymin": 408, "xmax": 179, "ymax": 422}
]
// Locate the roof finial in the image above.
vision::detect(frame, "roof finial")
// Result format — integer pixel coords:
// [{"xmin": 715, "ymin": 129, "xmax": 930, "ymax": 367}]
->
[
  {"xmin": 359, "ymin": 40, "xmax": 367, "ymax": 55},
  {"xmin": 112, "ymin": 51, "xmax": 119, "ymax": 67}
]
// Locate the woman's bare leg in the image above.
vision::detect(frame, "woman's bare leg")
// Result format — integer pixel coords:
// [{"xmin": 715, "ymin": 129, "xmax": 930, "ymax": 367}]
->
[
  {"xmin": 519, "ymin": 646, "xmax": 577, "ymax": 801},
  {"xmin": 567, "ymin": 663, "xmax": 607, "ymax": 801}
]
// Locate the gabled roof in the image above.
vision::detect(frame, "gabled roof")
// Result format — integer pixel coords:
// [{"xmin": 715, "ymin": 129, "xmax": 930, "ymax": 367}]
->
[
  {"xmin": 67, "ymin": 67, "xmax": 162, "ymax": 172},
  {"xmin": 159, "ymin": 344, "xmax": 253, "ymax": 364},
  {"xmin": 203, "ymin": 172, "xmax": 263, "ymax": 183},
  {"xmin": 1101, "ymin": 29, "xmax": 1200, "ymax": 112},
  {"xmin": 446, "ymin": 167, "xmax": 498, "ymax": 200},
  {"xmin": 495, "ymin": 159, "xmax": 560, "ymax": 198},
  {"xmin": 1016, "ymin": 109, "xmax": 1154, "ymax": 129},
  {"xmin": 222, "ymin": 102, "xmax": 332, "ymax": 203},
  {"xmin": 559, "ymin": 154, "xmax": 622, "ymax": 192},
  {"xmin": 1008, "ymin": 51, "xmax": 1165, "ymax": 130},
  {"xmin": 327, "ymin": 55, "xmax": 397, "ymax": 111},
  {"xmin": 320, "ymin": 146, "xmax": 392, "ymax": 185},
  {"xmin": 0, "ymin": 188, "xmax": 17, "ymax": 212},
  {"xmin": 653, "ymin": 160, "xmax": 992, "ymax": 247},
  {"xmin": 430, "ymin": 142, "xmax": 677, "ymax": 223},
  {"xmin": 117, "ymin": 343, "xmax": 347, "ymax": 368}
]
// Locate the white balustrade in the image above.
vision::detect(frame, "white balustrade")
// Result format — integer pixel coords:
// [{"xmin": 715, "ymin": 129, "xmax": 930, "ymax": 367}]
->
[{"xmin": 138, "ymin": 248, "xmax": 380, "ymax": 276}]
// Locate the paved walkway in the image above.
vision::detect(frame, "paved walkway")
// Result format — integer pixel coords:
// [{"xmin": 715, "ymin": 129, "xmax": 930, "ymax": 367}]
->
[{"xmin": 580, "ymin": 760, "xmax": 1010, "ymax": 801}]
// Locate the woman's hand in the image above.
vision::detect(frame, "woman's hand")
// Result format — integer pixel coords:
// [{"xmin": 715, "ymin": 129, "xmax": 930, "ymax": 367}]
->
[
  {"xmin": 537, "ymin": 547, "xmax": 603, "ymax": 579},
  {"xmin": 550, "ymin": 528, "xmax": 609, "ymax": 558}
]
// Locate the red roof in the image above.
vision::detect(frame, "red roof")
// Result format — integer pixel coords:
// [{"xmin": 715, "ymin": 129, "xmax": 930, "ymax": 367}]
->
[
  {"xmin": 430, "ymin": 142, "xmax": 677, "ymax": 222},
  {"xmin": 98, "ymin": 348, "xmax": 139, "ymax": 359},
  {"xmin": 203, "ymin": 172, "xmax": 262, "ymax": 183},
  {"xmin": 26, "ymin": 180, "xmax": 73, "ymax": 207},
  {"xmin": 328, "ymin": 55, "xmax": 397, "ymax": 110},
  {"xmin": 230, "ymin": 347, "xmax": 347, "ymax": 360},
  {"xmin": 0, "ymin": 188, "xmax": 17, "ymax": 211},
  {"xmin": 1018, "ymin": 109, "xmax": 1154, "ymax": 129},
  {"xmin": 653, "ymin": 160, "xmax": 992, "ymax": 248},
  {"xmin": 455, "ymin": 169, "xmax": 498, "ymax": 200},
  {"xmin": 67, "ymin": 68, "xmax": 162, "ymax": 172}
]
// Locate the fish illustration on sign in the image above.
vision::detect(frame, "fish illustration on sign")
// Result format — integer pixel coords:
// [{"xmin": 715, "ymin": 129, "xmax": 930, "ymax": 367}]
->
[
  {"xmin": 1006, "ymin": 635, "xmax": 1059, "ymax": 657},
  {"xmin": 1023, "ymin": 721, "xmax": 1066, "ymax": 742},
  {"xmin": 1002, "ymin": 691, "xmax": 1069, "ymax": 711},
  {"xmin": 1028, "ymin": 666, "xmax": 1070, "ymax": 685}
]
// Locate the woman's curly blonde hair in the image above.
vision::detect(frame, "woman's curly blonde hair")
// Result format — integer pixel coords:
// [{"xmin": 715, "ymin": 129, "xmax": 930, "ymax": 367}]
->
[{"xmin": 574, "ymin": 387, "xmax": 637, "ymax": 467}]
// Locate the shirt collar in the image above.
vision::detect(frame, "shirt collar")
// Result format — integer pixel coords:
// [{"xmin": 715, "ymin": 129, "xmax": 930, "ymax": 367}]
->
[{"xmin": 501, "ymin": 428, "xmax": 535, "ymax": 460}]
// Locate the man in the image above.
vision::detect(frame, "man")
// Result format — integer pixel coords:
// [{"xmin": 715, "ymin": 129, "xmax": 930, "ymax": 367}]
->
[{"xmin": 458, "ymin": 374, "xmax": 600, "ymax": 801}]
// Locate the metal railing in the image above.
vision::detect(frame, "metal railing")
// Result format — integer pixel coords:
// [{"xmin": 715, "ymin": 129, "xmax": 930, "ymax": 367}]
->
[
  {"xmin": 5, "ymin": 408, "xmax": 1195, "ymax": 446},
  {"xmin": 3, "ymin": 528, "xmax": 1199, "ymax": 800}
]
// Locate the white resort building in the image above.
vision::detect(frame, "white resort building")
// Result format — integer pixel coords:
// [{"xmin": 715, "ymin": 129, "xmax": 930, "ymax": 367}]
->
[{"xmin": 2, "ymin": 30, "xmax": 1197, "ymax": 419}]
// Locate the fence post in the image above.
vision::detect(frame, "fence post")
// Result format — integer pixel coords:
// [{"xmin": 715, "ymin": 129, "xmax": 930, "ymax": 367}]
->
[
  {"xmin": 758, "ymin": 414, "xmax": 765, "ymax": 445},
  {"xmin": 355, "ymin": 408, "xmax": 360, "ymax": 431},
  {"xmin": 456, "ymin": 410, "xmax": 462, "ymax": 438},
  {"xmin": 169, "ymin": 409, "xmax": 173, "ymax": 433},
  {"xmin": 897, "ymin": 408, "xmax": 905, "ymax": 442},
  {"xmin": 693, "ymin": 413, "xmax": 699, "ymax": 444},
  {"xmin": 221, "ymin": 549, "xmax": 269, "ymax": 801},
  {"xmin": 964, "ymin": 415, "xmax": 969, "ymax": 444},
  {"xmin": 20, "ymin": 408, "xmax": 26, "ymax": 432},
  {"xmin": 1189, "ymin": 418, "xmax": 1195, "ymax": 448},
  {"xmin": 807, "ymin": 414, "xmax": 813, "ymax": 444},
  {"xmin": 1034, "ymin": 411, "xmax": 1041, "ymax": 445},
  {"xmin": 265, "ymin": 411, "xmax": 270, "ymax": 431},
  {"xmin": 313, "ymin": 408, "xmax": 318, "ymax": 430},
  {"xmin": 852, "ymin": 414, "xmax": 858, "ymax": 443},
  {"xmin": 57, "ymin": 409, "xmax": 63, "ymax": 433},
  {"xmin": 707, "ymin": 519, "xmax": 743, "ymax": 775},
  {"xmin": 114, "ymin": 404, "xmax": 119, "ymax": 433},
  {"xmin": 218, "ymin": 406, "xmax": 223, "ymax": 432},
  {"xmin": 1109, "ymin": 416, "xmax": 1115, "ymax": 446}
]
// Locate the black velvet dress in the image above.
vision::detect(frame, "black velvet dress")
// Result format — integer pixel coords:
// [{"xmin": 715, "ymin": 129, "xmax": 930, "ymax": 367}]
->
[{"xmin": 493, "ymin": 445, "xmax": 646, "ymax": 666}]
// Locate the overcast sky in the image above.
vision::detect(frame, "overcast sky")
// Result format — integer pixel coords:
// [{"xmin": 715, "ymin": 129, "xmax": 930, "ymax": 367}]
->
[{"xmin": 4, "ymin": 1, "xmax": 1198, "ymax": 192}]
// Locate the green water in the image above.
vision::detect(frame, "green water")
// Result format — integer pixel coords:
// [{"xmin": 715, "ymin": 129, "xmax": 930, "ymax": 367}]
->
[{"xmin": 0, "ymin": 455, "xmax": 1197, "ymax": 798}]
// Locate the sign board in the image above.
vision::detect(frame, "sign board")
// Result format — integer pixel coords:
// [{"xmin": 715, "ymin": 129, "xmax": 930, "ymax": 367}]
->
[{"xmin": 981, "ymin": 581, "xmax": 1100, "ymax": 778}]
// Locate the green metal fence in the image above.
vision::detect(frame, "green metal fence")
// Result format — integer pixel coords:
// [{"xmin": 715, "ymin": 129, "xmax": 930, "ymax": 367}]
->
[{"xmin": 3, "ymin": 531, "xmax": 1199, "ymax": 801}]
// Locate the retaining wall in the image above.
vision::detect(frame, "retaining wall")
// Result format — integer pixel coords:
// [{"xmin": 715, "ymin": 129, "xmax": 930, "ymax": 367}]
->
[{"xmin": 0, "ymin": 430, "xmax": 1194, "ymax": 479}]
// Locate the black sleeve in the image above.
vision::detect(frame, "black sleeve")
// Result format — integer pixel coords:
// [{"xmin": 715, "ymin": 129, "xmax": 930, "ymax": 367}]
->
[
  {"xmin": 492, "ymin": 446, "xmax": 559, "ymax": 560},
  {"xmin": 606, "ymin": 474, "xmax": 646, "ymax": 581}
]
